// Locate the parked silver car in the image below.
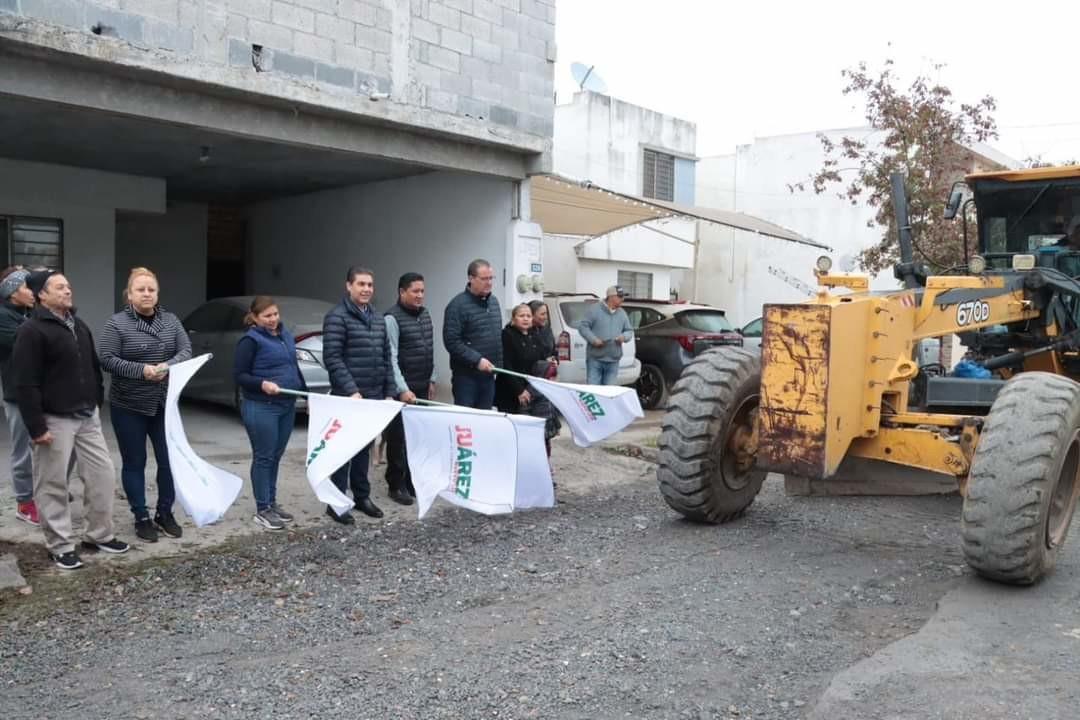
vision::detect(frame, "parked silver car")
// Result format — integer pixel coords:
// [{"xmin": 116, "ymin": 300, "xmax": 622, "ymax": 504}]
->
[
  {"xmin": 181, "ymin": 296, "xmax": 332, "ymax": 411},
  {"xmin": 740, "ymin": 316, "xmax": 763, "ymax": 351}
]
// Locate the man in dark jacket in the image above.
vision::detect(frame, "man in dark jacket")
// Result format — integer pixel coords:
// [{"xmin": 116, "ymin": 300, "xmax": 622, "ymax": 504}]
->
[
  {"xmin": 383, "ymin": 272, "xmax": 436, "ymax": 505},
  {"xmin": 443, "ymin": 259, "xmax": 503, "ymax": 409},
  {"xmin": 12, "ymin": 271, "xmax": 129, "ymax": 570},
  {"xmin": 322, "ymin": 266, "xmax": 398, "ymax": 522},
  {"xmin": 0, "ymin": 267, "xmax": 37, "ymax": 525}
]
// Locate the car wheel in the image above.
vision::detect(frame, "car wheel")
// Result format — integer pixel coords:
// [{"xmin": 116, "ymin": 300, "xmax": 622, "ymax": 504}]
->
[{"xmin": 635, "ymin": 363, "xmax": 668, "ymax": 410}]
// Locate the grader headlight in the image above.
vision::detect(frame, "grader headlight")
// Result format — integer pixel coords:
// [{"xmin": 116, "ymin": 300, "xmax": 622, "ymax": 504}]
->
[
  {"xmin": 815, "ymin": 255, "xmax": 833, "ymax": 274},
  {"xmin": 968, "ymin": 255, "xmax": 987, "ymax": 274},
  {"xmin": 1012, "ymin": 254, "xmax": 1036, "ymax": 271}
]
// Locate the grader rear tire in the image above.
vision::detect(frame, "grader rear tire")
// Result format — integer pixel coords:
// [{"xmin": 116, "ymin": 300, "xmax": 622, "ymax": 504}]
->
[
  {"xmin": 962, "ymin": 372, "xmax": 1080, "ymax": 585},
  {"xmin": 657, "ymin": 347, "xmax": 766, "ymax": 523}
]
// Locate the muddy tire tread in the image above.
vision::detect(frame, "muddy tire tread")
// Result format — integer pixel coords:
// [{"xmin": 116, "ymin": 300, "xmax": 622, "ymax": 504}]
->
[{"xmin": 961, "ymin": 372, "xmax": 1080, "ymax": 585}]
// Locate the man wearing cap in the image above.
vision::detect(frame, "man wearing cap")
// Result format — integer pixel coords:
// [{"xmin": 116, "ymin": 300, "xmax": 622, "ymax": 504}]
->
[
  {"xmin": 577, "ymin": 286, "xmax": 633, "ymax": 386},
  {"xmin": 11, "ymin": 270, "xmax": 129, "ymax": 570},
  {"xmin": 0, "ymin": 266, "xmax": 38, "ymax": 526}
]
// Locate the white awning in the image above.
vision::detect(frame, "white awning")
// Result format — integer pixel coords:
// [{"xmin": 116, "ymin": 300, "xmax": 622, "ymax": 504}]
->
[{"xmin": 530, "ymin": 173, "xmax": 829, "ymax": 250}]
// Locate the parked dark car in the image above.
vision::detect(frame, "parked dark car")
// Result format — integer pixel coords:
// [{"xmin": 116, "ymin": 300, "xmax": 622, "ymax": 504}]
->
[{"xmin": 622, "ymin": 300, "xmax": 743, "ymax": 409}]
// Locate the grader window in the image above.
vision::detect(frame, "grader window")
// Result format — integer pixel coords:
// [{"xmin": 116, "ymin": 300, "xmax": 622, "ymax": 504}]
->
[{"xmin": 977, "ymin": 179, "xmax": 1080, "ymax": 255}]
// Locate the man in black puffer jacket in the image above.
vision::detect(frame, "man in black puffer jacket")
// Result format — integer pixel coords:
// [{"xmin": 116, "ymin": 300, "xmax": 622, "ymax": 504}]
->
[
  {"xmin": 322, "ymin": 266, "xmax": 398, "ymax": 522},
  {"xmin": 443, "ymin": 259, "xmax": 503, "ymax": 409}
]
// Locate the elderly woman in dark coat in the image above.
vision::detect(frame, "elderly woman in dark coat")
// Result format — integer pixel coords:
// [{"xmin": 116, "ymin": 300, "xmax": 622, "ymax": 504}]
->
[{"xmin": 496, "ymin": 304, "xmax": 560, "ymax": 463}]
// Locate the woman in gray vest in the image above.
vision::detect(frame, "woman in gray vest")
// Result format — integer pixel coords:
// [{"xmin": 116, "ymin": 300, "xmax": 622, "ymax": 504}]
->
[
  {"xmin": 233, "ymin": 296, "xmax": 306, "ymax": 532},
  {"xmin": 99, "ymin": 267, "xmax": 191, "ymax": 543},
  {"xmin": 383, "ymin": 272, "xmax": 436, "ymax": 505}
]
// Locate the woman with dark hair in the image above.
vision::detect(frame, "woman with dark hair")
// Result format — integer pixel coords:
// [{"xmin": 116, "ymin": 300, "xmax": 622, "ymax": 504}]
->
[
  {"xmin": 233, "ymin": 296, "xmax": 306, "ymax": 531},
  {"xmin": 496, "ymin": 304, "xmax": 561, "ymax": 464},
  {"xmin": 527, "ymin": 300, "xmax": 557, "ymax": 370}
]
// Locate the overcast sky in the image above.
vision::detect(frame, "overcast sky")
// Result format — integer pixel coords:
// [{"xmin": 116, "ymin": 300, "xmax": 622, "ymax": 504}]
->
[{"xmin": 554, "ymin": 0, "xmax": 1080, "ymax": 164}]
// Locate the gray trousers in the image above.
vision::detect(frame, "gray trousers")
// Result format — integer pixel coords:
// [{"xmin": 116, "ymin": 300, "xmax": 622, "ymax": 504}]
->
[
  {"xmin": 32, "ymin": 410, "xmax": 116, "ymax": 555},
  {"xmin": 3, "ymin": 400, "xmax": 34, "ymax": 503}
]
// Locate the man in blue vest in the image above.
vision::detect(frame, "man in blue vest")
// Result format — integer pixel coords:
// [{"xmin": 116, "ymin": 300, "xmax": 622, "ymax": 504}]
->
[
  {"xmin": 322, "ymin": 266, "xmax": 398, "ymax": 523},
  {"xmin": 383, "ymin": 272, "xmax": 436, "ymax": 505}
]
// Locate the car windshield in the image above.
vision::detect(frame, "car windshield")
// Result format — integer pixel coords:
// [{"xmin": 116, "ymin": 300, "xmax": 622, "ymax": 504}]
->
[
  {"xmin": 558, "ymin": 300, "xmax": 599, "ymax": 328},
  {"xmin": 268, "ymin": 299, "xmax": 333, "ymax": 334},
  {"xmin": 677, "ymin": 310, "xmax": 733, "ymax": 332}
]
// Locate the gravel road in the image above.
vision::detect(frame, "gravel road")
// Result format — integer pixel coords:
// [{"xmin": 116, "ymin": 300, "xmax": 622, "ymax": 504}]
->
[{"xmin": 0, "ymin": 447, "xmax": 974, "ymax": 720}]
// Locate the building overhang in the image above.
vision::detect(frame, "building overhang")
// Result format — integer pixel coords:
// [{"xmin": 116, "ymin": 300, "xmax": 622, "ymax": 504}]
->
[{"xmin": 530, "ymin": 174, "xmax": 828, "ymax": 249}]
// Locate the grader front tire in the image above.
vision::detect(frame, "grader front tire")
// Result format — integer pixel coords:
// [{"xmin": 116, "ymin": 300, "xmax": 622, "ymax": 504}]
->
[
  {"xmin": 962, "ymin": 373, "xmax": 1080, "ymax": 585},
  {"xmin": 657, "ymin": 347, "xmax": 766, "ymax": 523}
]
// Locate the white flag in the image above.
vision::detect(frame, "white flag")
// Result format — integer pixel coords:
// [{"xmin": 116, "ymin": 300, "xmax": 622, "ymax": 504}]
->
[
  {"xmin": 526, "ymin": 376, "xmax": 643, "ymax": 447},
  {"xmin": 402, "ymin": 405, "xmax": 554, "ymax": 519},
  {"xmin": 306, "ymin": 394, "xmax": 403, "ymax": 516},
  {"xmin": 166, "ymin": 355, "xmax": 243, "ymax": 527}
]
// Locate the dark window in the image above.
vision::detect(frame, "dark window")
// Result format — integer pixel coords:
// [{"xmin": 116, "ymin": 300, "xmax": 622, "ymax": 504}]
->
[
  {"xmin": 558, "ymin": 300, "xmax": 599, "ymax": 328},
  {"xmin": 183, "ymin": 302, "xmax": 233, "ymax": 333},
  {"xmin": 642, "ymin": 149, "xmax": 675, "ymax": 201},
  {"xmin": 0, "ymin": 216, "xmax": 63, "ymax": 270},
  {"xmin": 223, "ymin": 305, "xmax": 248, "ymax": 332},
  {"xmin": 677, "ymin": 310, "xmax": 733, "ymax": 332},
  {"xmin": 617, "ymin": 270, "xmax": 654, "ymax": 299},
  {"xmin": 742, "ymin": 317, "xmax": 763, "ymax": 337},
  {"xmin": 625, "ymin": 306, "xmax": 664, "ymax": 328}
]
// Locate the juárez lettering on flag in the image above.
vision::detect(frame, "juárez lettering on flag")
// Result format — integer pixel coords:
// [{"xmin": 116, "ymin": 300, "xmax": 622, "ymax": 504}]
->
[
  {"xmin": 525, "ymin": 376, "xmax": 643, "ymax": 447},
  {"xmin": 305, "ymin": 393, "xmax": 403, "ymax": 516},
  {"xmin": 165, "ymin": 354, "xmax": 243, "ymax": 526},
  {"xmin": 403, "ymin": 404, "xmax": 554, "ymax": 519}
]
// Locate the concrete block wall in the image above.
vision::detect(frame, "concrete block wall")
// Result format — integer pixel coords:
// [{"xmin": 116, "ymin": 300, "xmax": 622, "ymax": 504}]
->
[{"xmin": 0, "ymin": 0, "xmax": 556, "ymax": 140}]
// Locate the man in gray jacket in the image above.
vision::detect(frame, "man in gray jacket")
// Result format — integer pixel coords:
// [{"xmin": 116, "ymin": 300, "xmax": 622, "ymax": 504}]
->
[{"xmin": 578, "ymin": 286, "xmax": 633, "ymax": 386}]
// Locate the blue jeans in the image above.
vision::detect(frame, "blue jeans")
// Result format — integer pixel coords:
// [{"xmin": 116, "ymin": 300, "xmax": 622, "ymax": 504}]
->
[
  {"xmin": 452, "ymin": 372, "xmax": 496, "ymax": 409},
  {"xmin": 110, "ymin": 404, "xmax": 174, "ymax": 520},
  {"xmin": 586, "ymin": 359, "xmax": 620, "ymax": 386},
  {"xmin": 241, "ymin": 399, "xmax": 295, "ymax": 512},
  {"xmin": 332, "ymin": 443, "xmax": 372, "ymax": 501}
]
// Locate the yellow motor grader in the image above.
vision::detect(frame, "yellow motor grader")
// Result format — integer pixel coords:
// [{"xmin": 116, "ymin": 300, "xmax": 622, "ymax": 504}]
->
[{"xmin": 658, "ymin": 166, "xmax": 1080, "ymax": 585}]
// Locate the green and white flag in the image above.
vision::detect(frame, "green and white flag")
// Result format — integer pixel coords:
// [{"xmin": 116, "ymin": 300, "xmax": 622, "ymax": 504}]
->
[
  {"xmin": 526, "ymin": 376, "xmax": 643, "ymax": 447},
  {"xmin": 403, "ymin": 404, "xmax": 554, "ymax": 519},
  {"xmin": 306, "ymin": 394, "xmax": 403, "ymax": 516}
]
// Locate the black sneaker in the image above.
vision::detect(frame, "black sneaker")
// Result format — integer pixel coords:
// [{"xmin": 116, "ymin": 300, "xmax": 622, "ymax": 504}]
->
[
  {"xmin": 271, "ymin": 504, "xmax": 294, "ymax": 523},
  {"xmin": 325, "ymin": 505, "xmax": 355, "ymax": 525},
  {"xmin": 135, "ymin": 519, "xmax": 158, "ymax": 543},
  {"xmin": 50, "ymin": 551, "xmax": 83, "ymax": 570},
  {"xmin": 253, "ymin": 508, "xmax": 285, "ymax": 531},
  {"xmin": 82, "ymin": 538, "xmax": 130, "ymax": 554},
  {"xmin": 154, "ymin": 512, "xmax": 183, "ymax": 538}
]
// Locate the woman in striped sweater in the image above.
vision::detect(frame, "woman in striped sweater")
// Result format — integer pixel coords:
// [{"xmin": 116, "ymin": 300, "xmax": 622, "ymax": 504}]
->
[{"xmin": 99, "ymin": 268, "xmax": 192, "ymax": 543}]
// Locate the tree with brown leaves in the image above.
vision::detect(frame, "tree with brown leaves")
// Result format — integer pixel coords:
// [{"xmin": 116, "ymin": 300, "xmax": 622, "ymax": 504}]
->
[{"xmin": 790, "ymin": 60, "xmax": 998, "ymax": 273}]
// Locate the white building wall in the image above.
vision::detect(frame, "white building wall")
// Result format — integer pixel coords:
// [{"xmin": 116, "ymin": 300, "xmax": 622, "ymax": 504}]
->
[
  {"xmin": 0, "ymin": 158, "xmax": 165, "ymax": 335},
  {"xmin": 577, "ymin": 218, "xmax": 695, "ymax": 268},
  {"xmin": 542, "ymin": 234, "xmax": 581, "ymax": 294},
  {"xmin": 576, "ymin": 259, "xmax": 671, "ymax": 302},
  {"xmin": 116, "ymin": 203, "xmax": 209, "ymax": 320},
  {"xmin": 554, "ymin": 91, "xmax": 696, "ymax": 195},
  {"xmin": 691, "ymin": 128, "xmax": 894, "ymax": 325},
  {"xmin": 246, "ymin": 171, "xmax": 514, "ymax": 392}
]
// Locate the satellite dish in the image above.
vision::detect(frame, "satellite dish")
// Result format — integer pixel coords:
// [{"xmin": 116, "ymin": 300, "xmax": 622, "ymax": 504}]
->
[{"xmin": 570, "ymin": 62, "xmax": 608, "ymax": 93}]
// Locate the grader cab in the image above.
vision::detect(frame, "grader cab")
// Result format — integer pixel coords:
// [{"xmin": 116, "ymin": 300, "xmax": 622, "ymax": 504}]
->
[{"xmin": 658, "ymin": 165, "xmax": 1080, "ymax": 585}]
